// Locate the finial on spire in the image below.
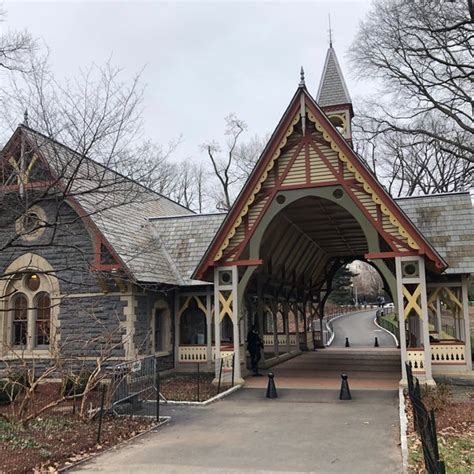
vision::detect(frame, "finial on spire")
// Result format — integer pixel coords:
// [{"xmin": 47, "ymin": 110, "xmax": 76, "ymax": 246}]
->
[
  {"xmin": 299, "ymin": 66, "xmax": 305, "ymax": 88},
  {"xmin": 328, "ymin": 14, "xmax": 333, "ymax": 47},
  {"xmin": 23, "ymin": 109, "xmax": 29, "ymax": 127}
]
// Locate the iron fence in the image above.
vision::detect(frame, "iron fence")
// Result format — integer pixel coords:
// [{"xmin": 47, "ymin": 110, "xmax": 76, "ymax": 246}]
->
[
  {"xmin": 405, "ymin": 363, "xmax": 445, "ymax": 474},
  {"xmin": 376, "ymin": 309, "xmax": 400, "ymax": 343}
]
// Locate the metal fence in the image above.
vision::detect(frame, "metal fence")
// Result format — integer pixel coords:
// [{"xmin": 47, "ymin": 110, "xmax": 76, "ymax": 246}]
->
[
  {"xmin": 109, "ymin": 355, "xmax": 157, "ymax": 408},
  {"xmin": 376, "ymin": 309, "xmax": 400, "ymax": 343},
  {"xmin": 405, "ymin": 363, "xmax": 445, "ymax": 474}
]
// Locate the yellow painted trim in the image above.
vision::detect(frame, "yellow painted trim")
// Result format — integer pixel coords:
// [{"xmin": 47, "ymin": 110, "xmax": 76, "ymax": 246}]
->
[
  {"xmin": 213, "ymin": 113, "xmax": 301, "ymax": 261},
  {"xmin": 403, "ymin": 285, "xmax": 422, "ymax": 320},
  {"xmin": 306, "ymin": 110, "xmax": 420, "ymax": 251},
  {"xmin": 218, "ymin": 291, "xmax": 234, "ymax": 322}
]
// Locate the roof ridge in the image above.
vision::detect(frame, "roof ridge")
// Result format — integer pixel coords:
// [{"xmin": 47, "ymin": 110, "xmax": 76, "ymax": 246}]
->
[
  {"xmin": 395, "ymin": 191, "xmax": 470, "ymax": 200},
  {"xmin": 20, "ymin": 125, "xmax": 194, "ymax": 215},
  {"xmin": 147, "ymin": 222, "xmax": 186, "ymax": 285},
  {"xmin": 149, "ymin": 212, "xmax": 227, "ymax": 220}
]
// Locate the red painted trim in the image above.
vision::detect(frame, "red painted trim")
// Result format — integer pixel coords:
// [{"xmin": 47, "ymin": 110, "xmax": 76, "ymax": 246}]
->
[
  {"xmin": 193, "ymin": 88, "xmax": 446, "ymax": 280},
  {"xmin": 216, "ymin": 259, "xmax": 263, "ymax": 267},
  {"xmin": 304, "ymin": 141, "xmax": 310, "ymax": 184},
  {"xmin": 365, "ymin": 251, "xmax": 418, "ymax": 259},
  {"xmin": 13, "ymin": 129, "xmax": 133, "ymax": 280},
  {"xmin": 303, "ymin": 92, "xmax": 445, "ymax": 269}
]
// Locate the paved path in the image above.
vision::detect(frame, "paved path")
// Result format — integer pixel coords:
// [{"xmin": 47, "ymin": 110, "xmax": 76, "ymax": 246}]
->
[
  {"xmin": 245, "ymin": 350, "xmax": 401, "ymax": 390},
  {"xmin": 74, "ymin": 388, "xmax": 402, "ymax": 473},
  {"xmin": 331, "ymin": 309, "xmax": 397, "ymax": 348}
]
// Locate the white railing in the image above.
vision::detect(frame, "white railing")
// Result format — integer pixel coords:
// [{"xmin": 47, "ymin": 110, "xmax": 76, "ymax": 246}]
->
[
  {"xmin": 407, "ymin": 349, "xmax": 426, "ymax": 373},
  {"xmin": 178, "ymin": 345, "xmax": 208, "ymax": 362},
  {"xmin": 431, "ymin": 342, "xmax": 466, "ymax": 364},
  {"xmin": 263, "ymin": 334, "xmax": 299, "ymax": 346}
]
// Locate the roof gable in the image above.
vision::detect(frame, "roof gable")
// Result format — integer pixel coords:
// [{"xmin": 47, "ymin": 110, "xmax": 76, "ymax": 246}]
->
[{"xmin": 193, "ymin": 87, "xmax": 446, "ymax": 280}]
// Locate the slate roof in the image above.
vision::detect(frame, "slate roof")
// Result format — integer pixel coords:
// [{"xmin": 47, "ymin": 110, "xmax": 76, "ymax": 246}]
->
[
  {"xmin": 22, "ymin": 127, "xmax": 194, "ymax": 284},
  {"xmin": 149, "ymin": 213, "xmax": 226, "ymax": 285},
  {"xmin": 396, "ymin": 192, "xmax": 474, "ymax": 274},
  {"xmin": 316, "ymin": 47, "xmax": 352, "ymax": 107}
]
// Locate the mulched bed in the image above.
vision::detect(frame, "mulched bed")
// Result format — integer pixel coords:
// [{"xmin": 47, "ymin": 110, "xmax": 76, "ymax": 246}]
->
[
  {"xmin": 406, "ymin": 386, "xmax": 474, "ymax": 473},
  {"xmin": 0, "ymin": 382, "xmax": 159, "ymax": 473},
  {"xmin": 160, "ymin": 373, "xmax": 220, "ymax": 402}
]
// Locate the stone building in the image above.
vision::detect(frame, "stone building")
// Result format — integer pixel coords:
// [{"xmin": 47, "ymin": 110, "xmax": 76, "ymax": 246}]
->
[{"xmin": 1, "ymin": 45, "xmax": 472, "ymax": 383}]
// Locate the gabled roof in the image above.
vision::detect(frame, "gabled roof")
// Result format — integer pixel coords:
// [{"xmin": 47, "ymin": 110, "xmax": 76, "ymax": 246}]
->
[
  {"xmin": 316, "ymin": 46, "xmax": 352, "ymax": 108},
  {"xmin": 149, "ymin": 213, "xmax": 226, "ymax": 285},
  {"xmin": 3, "ymin": 126, "xmax": 194, "ymax": 284},
  {"xmin": 193, "ymin": 85, "xmax": 446, "ymax": 281}
]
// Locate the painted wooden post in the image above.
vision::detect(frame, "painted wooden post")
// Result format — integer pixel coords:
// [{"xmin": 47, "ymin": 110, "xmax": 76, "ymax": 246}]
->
[
  {"xmin": 284, "ymin": 301, "xmax": 291, "ymax": 353},
  {"xmin": 436, "ymin": 297, "xmax": 442, "ymax": 335},
  {"xmin": 395, "ymin": 257, "xmax": 408, "ymax": 382},
  {"xmin": 461, "ymin": 275, "xmax": 472, "ymax": 371},
  {"xmin": 419, "ymin": 257, "xmax": 434, "ymax": 383},
  {"xmin": 213, "ymin": 269, "xmax": 221, "ymax": 364},
  {"xmin": 206, "ymin": 289, "xmax": 212, "ymax": 367},
  {"xmin": 231, "ymin": 265, "xmax": 242, "ymax": 382},
  {"xmin": 293, "ymin": 301, "xmax": 300, "ymax": 350},
  {"xmin": 256, "ymin": 277, "xmax": 265, "ymax": 363},
  {"xmin": 271, "ymin": 298, "xmax": 279, "ymax": 357}
]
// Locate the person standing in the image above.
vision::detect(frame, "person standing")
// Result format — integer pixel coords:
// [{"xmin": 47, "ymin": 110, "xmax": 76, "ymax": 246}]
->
[{"xmin": 247, "ymin": 325, "xmax": 264, "ymax": 376}]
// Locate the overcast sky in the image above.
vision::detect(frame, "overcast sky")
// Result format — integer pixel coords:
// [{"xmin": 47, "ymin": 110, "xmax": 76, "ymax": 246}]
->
[{"xmin": 3, "ymin": 0, "xmax": 372, "ymax": 161}]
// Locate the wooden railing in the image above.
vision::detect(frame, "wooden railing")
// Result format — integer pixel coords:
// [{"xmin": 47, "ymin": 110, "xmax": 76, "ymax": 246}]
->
[
  {"xmin": 431, "ymin": 341, "xmax": 466, "ymax": 364},
  {"xmin": 178, "ymin": 345, "xmax": 209, "ymax": 362},
  {"xmin": 407, "ymin": 349, "xmax": 426, "ymax": 373},
  {"xmin": 263, "ymin": 334, "xmax": 299, "ymax": 347}
]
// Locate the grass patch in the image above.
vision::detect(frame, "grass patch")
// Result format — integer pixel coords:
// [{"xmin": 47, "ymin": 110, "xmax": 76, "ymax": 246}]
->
[{"xmin": 408, "ymin": 433, "xmax": 474, "ymax": 473}]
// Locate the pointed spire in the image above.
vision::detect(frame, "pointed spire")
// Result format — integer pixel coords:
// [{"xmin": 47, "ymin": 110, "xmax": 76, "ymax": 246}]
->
[
  {"xmin": 299, "ymin": 66, "xmax": 305, "ymax": 88},
  {"xmin": 316, "ymin": 46, "xmax": 352, "ymax": 108}
]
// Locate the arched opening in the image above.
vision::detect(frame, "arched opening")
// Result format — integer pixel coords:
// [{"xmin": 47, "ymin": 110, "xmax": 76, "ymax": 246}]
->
[
  {"xmin": 241, "ymin": 194, "xmax": 400, "ymax": 378},
  {"xmin": 180, "ymin": 298, "xmax": 207, "ymax": 345}
]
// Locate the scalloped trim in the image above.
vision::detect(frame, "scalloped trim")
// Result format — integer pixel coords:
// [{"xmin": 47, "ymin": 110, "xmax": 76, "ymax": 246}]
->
[
  {"xmin": 213, "ymin": 113, "xmax": 301, "ymax": 261},
  {"xmin": 306, "ymin": 110, "xmax": 419, "ymax": 251}
]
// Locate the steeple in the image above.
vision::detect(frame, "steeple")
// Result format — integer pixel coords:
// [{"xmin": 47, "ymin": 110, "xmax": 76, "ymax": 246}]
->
[{"xmin": 316, "ymin": 45, "xmax": 354, "ymax": 144}]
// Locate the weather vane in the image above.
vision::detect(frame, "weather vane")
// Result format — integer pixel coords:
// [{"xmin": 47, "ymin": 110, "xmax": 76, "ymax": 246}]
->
[{"xmin": 328, "ymin": 13, "xmax": 333, "ymax": 47}]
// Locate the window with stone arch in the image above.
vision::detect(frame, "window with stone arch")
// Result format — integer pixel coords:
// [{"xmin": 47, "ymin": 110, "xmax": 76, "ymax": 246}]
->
[{"xmin": 0, "ymin": 253, "xmax": 59, "ymax": 353}]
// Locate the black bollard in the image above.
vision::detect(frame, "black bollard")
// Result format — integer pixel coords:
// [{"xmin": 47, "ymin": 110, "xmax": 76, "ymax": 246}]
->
[
  {"xmin": 339, "ymin": 373, "xmax": 352, "ymax": 400},
  {"xmin": 374, "ymin": 337, "xmax": 379, "ymax": 347},
  {"xmin": 345, "ymin": 337, "xmax": 350, "ymax": 347},
  {"xmin": 266, "ymin": 372, "xmax": 278, "ymax": 399}
]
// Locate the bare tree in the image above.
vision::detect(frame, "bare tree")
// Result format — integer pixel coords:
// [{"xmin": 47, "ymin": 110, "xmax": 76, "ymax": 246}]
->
[
  {"xmin": 201, "ymin": 115, "xmax": 267, "ymax": 211},
  {"xmin": 349, "ymin": 0, "xmax": 473, "ymax": 162},
  {"xmin": 0, "ymin": 10, "xmax": 36, "ymax": 74},
  {"xmin": 355, "ymin": 112, "xmax": 474, "ymax": 196},
  {"xmin": 201, "ymin": 114, "xmax": 247, "ymax": 211}
]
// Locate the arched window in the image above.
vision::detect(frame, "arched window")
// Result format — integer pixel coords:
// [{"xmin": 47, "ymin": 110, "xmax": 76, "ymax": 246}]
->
[
  {"xmin": 12, "ymin": 294, "xmax": 28, "ymax": 346},
  {"xmin": 7, "ymin": 273, "xmax": 52, "ymax": 350},
  {"xmin": 35, "ymin": 292, "xmax": 51, "ymax": 347}
]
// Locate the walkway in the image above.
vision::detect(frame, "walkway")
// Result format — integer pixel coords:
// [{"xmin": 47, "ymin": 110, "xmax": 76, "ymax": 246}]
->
[
  {"xmin": 74, "ymin": 388, "xmax": 402, "ymax": 473},
  {"xmin": 331, "ymin": 309, "xmax": 397, "ymax": 347}
]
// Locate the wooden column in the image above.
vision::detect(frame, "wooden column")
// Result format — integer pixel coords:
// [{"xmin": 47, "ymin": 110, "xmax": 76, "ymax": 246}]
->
[
  {"xmin": 283, "ymin": 301, "xmax": 291, "ymax": 353},
  {"xmin": 461, "ymin": 275, "xmax": 472, "ymax": 371}
]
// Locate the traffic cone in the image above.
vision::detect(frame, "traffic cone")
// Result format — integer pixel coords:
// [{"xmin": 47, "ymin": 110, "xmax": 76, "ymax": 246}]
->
[
  {"xmin": 339, "ymin": 373, "xmax": 352, "ymax": 400},
  {"xmin": 374, "ymin": 337, "xmax": 379, "ymax": 347},
  {"xmin": 345, "ymin": 337, "xmax": 350, "ymax": 347},
  {"xmin": 266, "ymin": 372, "xmax": 278, "ymax": 399}
]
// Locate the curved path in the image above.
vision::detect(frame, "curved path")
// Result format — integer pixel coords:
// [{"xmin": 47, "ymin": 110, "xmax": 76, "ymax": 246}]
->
[{"xmin": 330, "ymin": 309, "xmax": 397, "ymax": 348}]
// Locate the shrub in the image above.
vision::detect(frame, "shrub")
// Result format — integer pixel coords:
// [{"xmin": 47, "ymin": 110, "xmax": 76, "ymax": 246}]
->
[
  {"xmin": 0, "ymin": 372, "xmax": 27, "ymax": 404},
  {"xmin": 60, "ymin": 371, "xmax": 92, "ymax": 397},
  {"xmin": 421, "ymin": 383, "xmax": 453, "ymax": 411}
]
